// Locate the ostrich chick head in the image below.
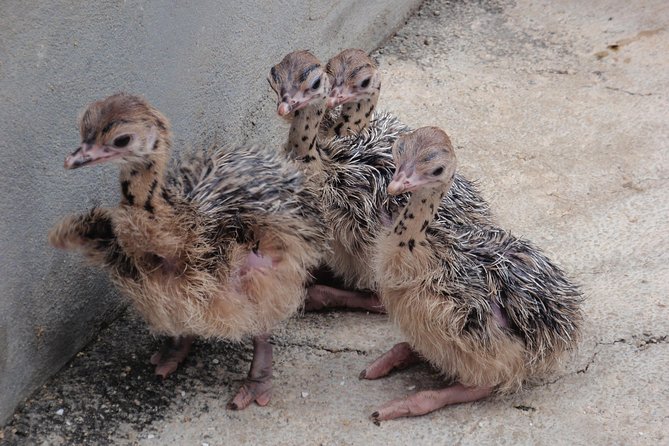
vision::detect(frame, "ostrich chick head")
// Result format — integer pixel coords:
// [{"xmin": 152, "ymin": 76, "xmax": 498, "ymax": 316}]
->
[
  {"xmin": 325, "ymin": 49, "xmax": 381, "ymax": 109},
  {"xmin": 268, "ymin": 50, "xmax": 330, "ymax": 117},
  {"xmin": 65, "ymin": 93, "xmax": 170, "ymax": 169},
  {"xmin": 388, "ymin": 127, "xmax": 457, "ymax": 196}
]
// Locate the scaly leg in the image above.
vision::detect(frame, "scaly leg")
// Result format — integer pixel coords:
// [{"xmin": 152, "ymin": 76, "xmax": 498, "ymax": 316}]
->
[
  {"xmin": 228, "ymin": 334, "xmax": 273, "ymax": 410},
  {"xmin": 305, "ymin": 284, "xmax": 385, "ymax": 313},
  {"xmin": 150, "ymin": 335, "xmax": 195, "ymax": 379},
  {"xmin": 359, "ymin": 342, "xmax": 421, "ymax": 379},
  {"xmin": 371, "ymin": 384, "xmax": 492, "ymax": 423}
]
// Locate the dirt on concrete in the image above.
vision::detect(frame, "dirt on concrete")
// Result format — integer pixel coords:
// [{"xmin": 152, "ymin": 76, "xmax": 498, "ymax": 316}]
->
[{"xmin": 3, "ymin": 0, "xmax": 668, "ymax": 444}]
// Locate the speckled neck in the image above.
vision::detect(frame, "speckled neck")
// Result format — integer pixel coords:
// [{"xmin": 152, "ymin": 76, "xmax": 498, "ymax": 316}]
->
[
  {"xmin": 286, "ymin": 100, "xmax": 325, "ymax": 169},
  {"xmin": 329, "ymin": 92, "xmax": 378, "ymax": 138},
  {"xmin": 389, "ymin": 187, "xmax": 443, "ymax": 251},
  {"xmin": 118, "ymin": 137, "xmax": 171, "ymax": 215}
]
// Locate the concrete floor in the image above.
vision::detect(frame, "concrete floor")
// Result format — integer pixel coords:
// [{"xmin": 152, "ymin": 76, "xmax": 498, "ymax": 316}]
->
[{"xmin": 3, "ymin": 0, "xmax": 668, "ymax": 444}]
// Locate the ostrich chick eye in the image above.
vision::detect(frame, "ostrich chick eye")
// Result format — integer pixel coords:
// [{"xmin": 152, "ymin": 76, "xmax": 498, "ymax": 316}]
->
[
  {"xmin": 360, "ymin": 77, "xmax": 371, "ymax": 88},
  {"xmin": 113, "ymin": 135, "xmax": 131, "ymax": 148},
  {"xmin": 270, "ymin": 66, "xmax": 279, "ymax": 84},
  {"xmin": 311, "ymin": 77, "xmax": 321, "ymax": 90},
  {"xmin": 431, "ymin": 166, "xmax": 444, "ymax": 176}
]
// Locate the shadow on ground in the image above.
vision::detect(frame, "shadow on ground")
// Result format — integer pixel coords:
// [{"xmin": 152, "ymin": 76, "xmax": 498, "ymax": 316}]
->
[{"xmin": 2, "ymin": 311, "xmax": 250, "ymax": 445}]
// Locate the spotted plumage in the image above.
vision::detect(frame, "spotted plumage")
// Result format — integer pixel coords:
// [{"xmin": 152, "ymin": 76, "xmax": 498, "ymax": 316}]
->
[
  {"xmin": 365, "ymin": 127, "xmax": 583, "ymax": 421},
  {"xmin": 320, "ymin": 112, "xmax": 491, "ymax": 290},
  {"xmin": 269, "ymin": 51, "xmax": 492, "ymax": 293},
  {"xmin": 49, "ymin": 93, "xmax": 327, "ymax": 408},
  {"xmin": 325, "ymin": 49, "xmax": 381, "ymax": 137},
  {"xmin": 382, "ymin": 221, "xmax": 584, "ymax": 391}
]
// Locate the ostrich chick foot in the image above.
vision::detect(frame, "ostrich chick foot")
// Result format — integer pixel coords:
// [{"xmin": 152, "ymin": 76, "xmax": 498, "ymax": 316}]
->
[
  {"xmin": 228, "ymin": 334, "xmax": 273, "ymax": 410},
  {"xmin": 360, "ymin": 342, "xmax": 421, "ymax": 380},
  {"xmin": 150, "ymin": 335, "xmax": 195, "ymax": 379},
  {"xmin": 305, "ymin": 284, "xmax": 385, "ymax": 313},
  {"xmin": 371, "ymin": 384, "xmax": 492, "ymax": 423}
]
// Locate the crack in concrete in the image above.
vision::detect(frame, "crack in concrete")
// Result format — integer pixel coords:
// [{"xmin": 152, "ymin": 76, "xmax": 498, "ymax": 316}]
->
[
  {"xmin": 276, "ymin": 340, "xmax": 368, "ymax": 356},
  {"xmin": 538, "ymin": 333, "xmax": 668, "ymax": 387},
  {"xmin": 533, "ymin": 68, "xmax": 574, "ymax": 75},
  {"xmin": 576, "ymin": 350, "xmax": 599, "ymax": 375},
  {"xmin": 279, "ymin": 334, "xmax": 669, "ymax": 379},
  {"xmin": 605, "ymin": 86, "xmax": 654, "ymax": 97},
  {"xmin": 597, "ymin": 334, "xmax": 668, "ymax": 348},
  {"xmin": 537, "ymin": 349, "xmax": 599, "ymax": 387},
  {"xmin": 595, "ymin": 338, "xmax": 627, "ymax": 346}
]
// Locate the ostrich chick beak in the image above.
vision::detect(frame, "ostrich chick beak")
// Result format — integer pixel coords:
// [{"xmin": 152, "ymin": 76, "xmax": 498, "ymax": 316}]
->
[
  {"xmin": 387, "ymin": 171, "xmax": 411, "ymax": 195},
  {"xmin": 64, "ymin": 143, "xmax": 122, "ymax": 169},
  {"xmin": 277, "ymin": 102, "xmax": 292, "ymax": 116}
]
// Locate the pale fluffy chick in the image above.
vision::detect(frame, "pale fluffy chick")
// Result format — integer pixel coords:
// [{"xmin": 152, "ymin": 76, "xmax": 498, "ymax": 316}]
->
[{"xmin": 362, "ymin": 127, "xmax": 583, "ymax": 423}]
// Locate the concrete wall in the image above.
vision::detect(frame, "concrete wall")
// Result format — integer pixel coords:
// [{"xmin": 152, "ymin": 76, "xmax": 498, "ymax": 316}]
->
[{"xmin": 0, "ymin": 0, "xmax": 421, "ymax": 425}]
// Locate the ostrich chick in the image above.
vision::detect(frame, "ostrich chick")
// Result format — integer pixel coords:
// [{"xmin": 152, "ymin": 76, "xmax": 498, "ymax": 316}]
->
[
  {"xmin": 325, "ymin": 48, "xmax": 381, "ymax": 137},
  {"xmin": 268, "ymin": 51, "xmax": 494, "ymax": 315},
  {"xmin": 268, "ymin": 50, "xmax": 386, "ymax": 312},
  {"xmin": 362, "ymin": 127, "xmax": 583, "ymax": 422},
  {"xmin": 49, "ymin": 94, "xmax": 326, "ymax": 410},
  {"xmin": 268, "ymin": 50, "xmax": 330, "ymax": 164}
]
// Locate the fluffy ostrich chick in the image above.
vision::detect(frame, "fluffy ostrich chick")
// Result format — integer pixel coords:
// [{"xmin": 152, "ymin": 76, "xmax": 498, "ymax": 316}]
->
[
  {"xmin": 49, "ymin": 93, "xmax": 326, "ymax": 410},
  {"xmin": 362, "ymin": 127, "xmax": 583, "ymax": 422}
]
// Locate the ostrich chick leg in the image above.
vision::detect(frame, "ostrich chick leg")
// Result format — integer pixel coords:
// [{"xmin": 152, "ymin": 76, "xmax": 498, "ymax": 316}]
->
[
  {"xmin": 228, "ymin": 334, "xmax": 273, "ymax": 410},
  {"xmin": 371, "ymin": 384, "xmax": 492, "ymax": 423},
  {"xmin": 150, "ymin": 335, "xmax": 195, "ymax": 379},
  {"xmin": 359, "ymin": 342, "xmax": 421, "ymax": 379},
  {"xmin": 305, "ymin": 284, "xmax": 385, "ymax": 313}
]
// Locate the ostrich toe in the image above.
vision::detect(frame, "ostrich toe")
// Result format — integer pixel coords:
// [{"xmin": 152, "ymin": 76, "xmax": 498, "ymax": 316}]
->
[
  {"xmin": 371, "ymin": 384, "xmax": 492, "ymax": 423},
  {"xmin": 360, "ymin": 342, "xmax": 421, "ymax": 380},
  {"xmin": 228, "ymin": 334, "xmax": 273, "ymax": 410},
  {"xmin": 305, "ymin": 284, "xmax": 385, "ymax": 313},
  {"xmin": 150, "ymin": 335, "xmax": 194, "ymax": 379}
]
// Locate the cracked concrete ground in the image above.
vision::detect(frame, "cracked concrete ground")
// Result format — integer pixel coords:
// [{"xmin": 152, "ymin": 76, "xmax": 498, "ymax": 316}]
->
[{"xmin": 3, "ymin": 0, "xmax": 668, "ymax": 444}]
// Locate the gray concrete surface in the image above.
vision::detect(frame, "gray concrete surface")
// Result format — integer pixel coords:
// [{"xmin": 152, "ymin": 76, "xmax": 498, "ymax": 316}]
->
[
  {"xmin": 0, "ymin": 0, "xmax": 421, "ymax": 426},
  {"xmin": 3, "ymin": 0, "xmax": 668, "ymax": 444}
]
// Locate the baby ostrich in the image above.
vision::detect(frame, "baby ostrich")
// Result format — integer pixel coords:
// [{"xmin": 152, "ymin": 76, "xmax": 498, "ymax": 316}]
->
[
  {"xmin": 361, "ymin": 127, "xmax": 583, "ymax": 422},
  {"xmin": 267, "ymin": 50, "xmax": 492, "ymax": 311},
  {"xmin": 325, "ymin": 48, "xmax": 381, "ymax": 137},
  {"xmin": 49, "ymin": 93, "xmax": 326, "ymax": 410}
]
